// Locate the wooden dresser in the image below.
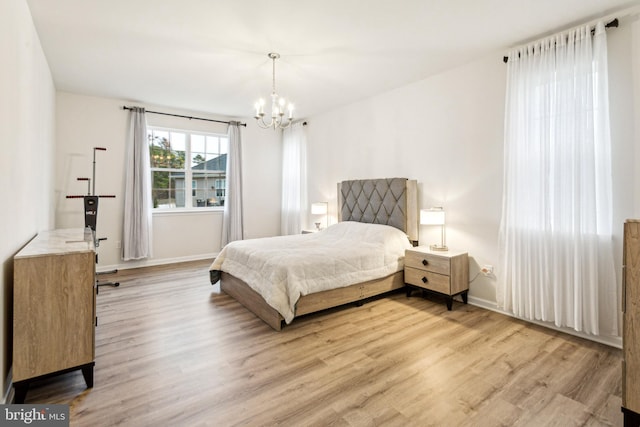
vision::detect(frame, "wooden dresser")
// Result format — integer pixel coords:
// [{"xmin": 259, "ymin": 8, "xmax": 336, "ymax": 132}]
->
[
  {"xmin": 13, "ymin": 228, "xmax": 96, "ymax": 403},
  {"xmin": 623, "ymin": 220, "xmax": 640, "ymax": 426}
]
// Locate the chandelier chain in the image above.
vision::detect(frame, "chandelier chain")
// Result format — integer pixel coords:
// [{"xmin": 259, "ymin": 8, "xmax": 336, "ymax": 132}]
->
[{"xmin": 272, "ymin": 55, "xmax": 276, "ymax": 94}]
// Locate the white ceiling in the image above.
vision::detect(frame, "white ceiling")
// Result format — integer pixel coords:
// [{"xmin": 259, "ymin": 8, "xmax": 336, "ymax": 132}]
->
[{"xmin": 26, "ymin": 0, "xmax": 638, "ymax": 119}]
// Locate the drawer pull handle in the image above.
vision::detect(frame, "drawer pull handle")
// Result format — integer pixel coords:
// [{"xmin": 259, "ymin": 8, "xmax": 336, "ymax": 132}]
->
[
  {"xmin": 422, "ymin": 277, "xmax": 428, "ymax": 283},
  {"xmin": 422, "ymin": 259, "xmax": 428, "ymax": 266}
]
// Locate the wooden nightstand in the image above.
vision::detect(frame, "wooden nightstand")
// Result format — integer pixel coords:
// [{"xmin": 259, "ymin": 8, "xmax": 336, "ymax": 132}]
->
[{"xmin": 404, "ymin": 246, "xmax": 469, "ymax": 310}]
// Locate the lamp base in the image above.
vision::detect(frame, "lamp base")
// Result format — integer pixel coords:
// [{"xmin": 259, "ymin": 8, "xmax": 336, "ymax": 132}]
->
[{"xmin": 429, "ymin": 244, "xmax": 448, "ymax": 251}]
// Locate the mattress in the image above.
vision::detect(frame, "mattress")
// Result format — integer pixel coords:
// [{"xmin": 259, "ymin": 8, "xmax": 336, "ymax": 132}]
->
[{"xmin": 209, "ymin": 221, "xmax": 412, "ymax": 323}]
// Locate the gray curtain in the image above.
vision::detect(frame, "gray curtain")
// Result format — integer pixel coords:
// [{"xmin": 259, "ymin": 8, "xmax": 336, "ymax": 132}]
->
[
  {"xmin": 122, "ymin": 107, "xmax": 152, "ymax": 260},
  {"xmin": 221, "ymin": 121, "xmax": 243, "ymax": 246}
]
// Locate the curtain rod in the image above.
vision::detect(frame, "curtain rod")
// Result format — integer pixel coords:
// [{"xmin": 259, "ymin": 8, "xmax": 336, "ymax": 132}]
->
[
  {"xmin": 122, "ymin": 106, "xmax": 247, "ymax": 127},
  {"xmin": 502, "ymin": 18, "xmax": 618, "ymax": 64}
]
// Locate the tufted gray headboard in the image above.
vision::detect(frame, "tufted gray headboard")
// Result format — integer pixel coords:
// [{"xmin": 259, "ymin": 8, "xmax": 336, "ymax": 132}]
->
[{"xmin": 337, "ymin": 178, "xmax": 418, "ymax": 243}]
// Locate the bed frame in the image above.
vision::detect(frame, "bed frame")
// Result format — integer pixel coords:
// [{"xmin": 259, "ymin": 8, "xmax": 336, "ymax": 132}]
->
[{"xmin": 218, "ymin": 178, "xmax": 418, "ymax": 331}]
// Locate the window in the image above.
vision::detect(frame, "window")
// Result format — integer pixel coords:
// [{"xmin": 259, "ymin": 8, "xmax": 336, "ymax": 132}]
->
[{"xmin": 148, "ymin": 128, "xmax": 228, "ymax": 209}]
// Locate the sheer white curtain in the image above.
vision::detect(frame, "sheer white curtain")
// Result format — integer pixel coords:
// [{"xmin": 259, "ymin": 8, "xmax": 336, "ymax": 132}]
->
[
  {"xmin": 498, "ymin": 22, "xmax": 617, "ymax": 336},
  {"xmin": 281, "ymin": 122, "xmax": 308, "ymax": 235},
  {"xmin": 123, "ymin": 107, "xmax": 153, "ymax": 260},
  {"xmin": 221, "ymin": 121, "xmax": 243, "ymax": 246}
]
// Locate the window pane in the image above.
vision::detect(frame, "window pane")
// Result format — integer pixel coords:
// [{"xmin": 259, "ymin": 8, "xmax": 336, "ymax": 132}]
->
[
  {"xmin": 152, "ymin": 130, "xmax": 169, "ymax": 142},
  {"xmin": 191, "ymin": 134, "xmax": 205, "ymax": 154},
  {"xmin": 191, "ymin": 134, "xmax": 205, "ymax": 168},
  {"xmin": 192, "ymin": 172, "xmax": 226, "ymax": 207},
  {"xmin": 152, "ymin": 171, "xmax": 185, "ymax": 208},
  {"xmin": 149, "ymin": 131, "xmax": 186, "ymax": 169},
  {"xmin": 170, "ymin": 132, "xmax": 186, "ymax": 152},
  {"xmin": 192, "ymin": 135, "xmax": 219, "ymax": 169},
  {"xmin": 220, "ymin": 137, "xmax": 228, "ymax": 155},
  {"xmin": 192, "ymin": 136, "xmax": 226, "ymax": 172}
]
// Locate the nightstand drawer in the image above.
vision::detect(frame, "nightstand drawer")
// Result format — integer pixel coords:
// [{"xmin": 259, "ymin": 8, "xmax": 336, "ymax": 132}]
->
[
  {"xmin": 405, "ymin": 251, "xmax": 450, "ymax": 275},
  {"xmin": 404, "ymin": 267, "xmax": 450, "ymax": 294}
]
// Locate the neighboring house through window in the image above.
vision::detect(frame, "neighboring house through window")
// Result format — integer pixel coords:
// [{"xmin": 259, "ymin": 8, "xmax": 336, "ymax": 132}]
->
[{"xmin": 148, "ymin": 127, "xmax": 228, "ymax": 209}]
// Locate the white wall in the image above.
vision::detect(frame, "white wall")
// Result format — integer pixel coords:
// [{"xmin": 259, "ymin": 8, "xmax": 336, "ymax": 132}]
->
[
  {"xmin": 633, "ymin": 18, "xmax": 640, "ymax": 216},
  {"xmin": 0, "ymin": 0, "xmax": 56, "ymax": 401},
  {"xmin": 55, "ymin": 93, "xmax": 282, "ymax": 270},
  {"xmin": 608, "ymin": 18, "xmax": 640, "ymax": 319},
  {"xmin": 307, "ymin": 53, "xmax": 506, "ymax": 303},
  {"xmin": 305, "ymin": 19, "xmax": 639, "ymax": 341}
]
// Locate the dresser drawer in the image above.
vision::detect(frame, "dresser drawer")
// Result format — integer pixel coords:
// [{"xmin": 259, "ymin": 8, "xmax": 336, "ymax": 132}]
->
[
  {"xmin": 405, "ymin": 267, "xmax": 451, "ymax": 294},
  {"xmin": 405, "ymin": 251, "xmax": 450, "ymax": 275}
]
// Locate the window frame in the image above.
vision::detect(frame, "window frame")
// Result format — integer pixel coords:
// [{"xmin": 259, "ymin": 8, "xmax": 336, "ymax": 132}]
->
[{"xmin": 148, "ymin": 126, "xmax": 228, "ymax": 213}]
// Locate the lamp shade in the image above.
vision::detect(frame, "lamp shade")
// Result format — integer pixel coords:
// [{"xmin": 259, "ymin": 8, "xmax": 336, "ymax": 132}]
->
[
  {"xmin": 420, "ymin": 208, "xmax": 445, "ymax": 225},
  {"xmin": 311, "ymin": 202, "xmax": 328, "ymax": 215}
]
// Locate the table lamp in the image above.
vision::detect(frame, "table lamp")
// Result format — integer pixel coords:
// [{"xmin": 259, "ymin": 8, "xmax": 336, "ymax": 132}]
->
[
  {"xmin": 311, "ymin": 202, "xmax": 328, "ymax": 230},
  {"xmin": 420, "ymin": 207, "xmax": 448, "ymax": 251}
]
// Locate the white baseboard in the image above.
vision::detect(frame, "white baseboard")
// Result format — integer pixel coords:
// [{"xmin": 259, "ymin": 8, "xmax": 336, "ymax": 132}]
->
[
  {"xmin": 97, "ymin": 252, "xmax": 218, "ymax": 274},
  {"xmin": 467, "ymin": 296, "xmax": 623, "ymax": 349}
]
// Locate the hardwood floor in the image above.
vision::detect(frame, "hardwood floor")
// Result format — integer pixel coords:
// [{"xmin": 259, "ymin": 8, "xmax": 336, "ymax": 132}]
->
[{"xmin": 24, "ymin": 260, "xmax": 623, "ymax": 426}]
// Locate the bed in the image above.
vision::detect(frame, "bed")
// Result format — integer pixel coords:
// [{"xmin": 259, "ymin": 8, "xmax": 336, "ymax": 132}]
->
[{"xmin": 209, "ymin": 178, "xmax": 418, "ymax": 330}]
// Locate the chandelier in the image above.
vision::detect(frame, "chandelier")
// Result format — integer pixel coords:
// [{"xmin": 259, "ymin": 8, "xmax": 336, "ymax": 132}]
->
[{"xmin": 254, "ymin": 53, "xmax": 294, "ymax": 130}]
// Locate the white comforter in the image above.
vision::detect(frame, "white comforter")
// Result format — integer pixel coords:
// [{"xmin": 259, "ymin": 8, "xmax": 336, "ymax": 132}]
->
[{"xmin": 209, "ymin": 221, "xmax": 412, "ymax": 324}]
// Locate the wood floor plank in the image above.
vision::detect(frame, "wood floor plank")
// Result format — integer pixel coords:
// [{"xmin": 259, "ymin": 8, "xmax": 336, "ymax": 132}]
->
[{"xmin": 22, "ymin": 260, "xmax": 623, "ymax": 426}]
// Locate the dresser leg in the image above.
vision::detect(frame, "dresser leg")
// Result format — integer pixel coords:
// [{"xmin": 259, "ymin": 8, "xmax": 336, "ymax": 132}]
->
[
  {"xmin": 462, "ymin": 291, "xmax": 468, "ymax": 304},
  {"xmin": 81, "ymin": 362, "xmax": 95, "ymax": 388},
  {"xmin": 623, "ymin": 407, "xmax": 640, "ymax": 427},
  {"xmin": 12, "ymin": 363, "xmax": 94, "ymax": 403},
  {"xmin": 446, "ymin": 297, "xmax": 453, "ymax": 311},
  {"xmin": 13, "ymin": 381, "xmax": 29, "ymax": 404}
]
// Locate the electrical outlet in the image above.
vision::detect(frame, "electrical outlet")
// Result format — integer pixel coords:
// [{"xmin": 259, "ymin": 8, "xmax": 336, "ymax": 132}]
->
[
  {"xmin": 481, "ymin": 265, "xmax": 494, "ymax": 276},
  {"xmin": 116, "ymin": 240, "xmax": 121, "ymax": 249}
]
